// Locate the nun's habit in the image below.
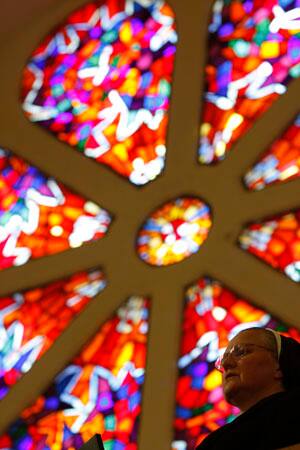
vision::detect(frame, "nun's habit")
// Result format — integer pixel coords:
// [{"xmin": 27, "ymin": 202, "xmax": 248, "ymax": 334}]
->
[{"xmin": 195, "ymin": 331, "xmax": 300, "ymax": 450}]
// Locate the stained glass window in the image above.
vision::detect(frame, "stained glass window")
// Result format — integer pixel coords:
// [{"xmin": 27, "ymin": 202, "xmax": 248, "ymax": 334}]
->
[
  {"xmin": 0, "ymin": 296, "xmax": 149, "ymax": 450},
  {"xmin": 21, "ymin": 0, "xmax": 177, "ymax": 186},
  {"xmin": 1, "ymin": 1, "xmax": 300, "ymax": 448},
  {"xmin": 0, "ymin": 269, "xmax": 106, "ymax": 400},
  {"xmin": 136, "ymin": 197, "xmax": 212, "ymax": 266},
  {"xmin": 199, "ymin": 0, "xmax": 300, "ymax": 164},
  {"xmin": 239, "ymin": 211, "xmax": 300, "ymax": 282},
  {"xmin": 0, "ymin": 147, "xmax": 111, "ymax": 270},
  {"xmin": 172, "ymin": 277, "xmax": 300, "ymax": 450},
  {"xmin": 244, "ymin": 113, "xmax": 300, "ymax": 190}
]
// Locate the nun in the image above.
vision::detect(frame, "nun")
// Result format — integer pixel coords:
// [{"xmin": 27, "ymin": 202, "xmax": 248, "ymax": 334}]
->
[{"xmin": 196, "ymin": 327, "xmax": 300, "ymax": 450}]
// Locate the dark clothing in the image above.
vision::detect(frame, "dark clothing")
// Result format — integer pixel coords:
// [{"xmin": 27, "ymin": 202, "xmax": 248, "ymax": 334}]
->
[
  {"xmin": 196, "ymin": 389, "xmax": 300, "ymax": 450},
  {"xmin": 280, "ymin": 336, "xmax": 300, "ymax": 391}
]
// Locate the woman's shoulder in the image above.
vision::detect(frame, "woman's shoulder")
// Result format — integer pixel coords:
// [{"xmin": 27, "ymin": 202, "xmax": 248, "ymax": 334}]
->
[
  {"xmin": 195, "ymin": 389, "xmax": 300, "ymax": 450},
  {"xmin": 257, "ymin": 388, "xmax": 300, "ymax": 416},
  {"xmin": 195, "ymin": 424, "xmax": 230, "ymax": 450},
  {"xmin": 232, "ymin": 388, "xmax": 300, "ymax": 431}
]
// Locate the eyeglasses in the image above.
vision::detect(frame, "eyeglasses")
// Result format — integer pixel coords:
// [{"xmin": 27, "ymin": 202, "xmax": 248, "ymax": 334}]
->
[{"xmin": 215, "ymin": 343, "xmax": 274, "ymax": 372}]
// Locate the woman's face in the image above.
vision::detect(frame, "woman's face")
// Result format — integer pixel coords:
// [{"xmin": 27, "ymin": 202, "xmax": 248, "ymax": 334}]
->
[{"xmin": 221, "ymin": 330, "xmax": 282, "ymax": 410}]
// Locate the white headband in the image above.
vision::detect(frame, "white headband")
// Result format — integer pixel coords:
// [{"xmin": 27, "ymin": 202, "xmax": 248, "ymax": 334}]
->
[{"xmin": 266, "ymin": 328, "xmax": 282, "ymax": 359}]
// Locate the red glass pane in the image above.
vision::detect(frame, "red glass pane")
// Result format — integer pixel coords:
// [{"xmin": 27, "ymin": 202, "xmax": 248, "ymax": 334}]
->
[
  {"xmin": 0, "ymin": 148, "xmax": 111, "ymax": 270},
  {"xmin": 21, "ymin": 1, "xmax": 177, "ymax": 185},
  {"xmin": 239, "ymin": 211, "xmax": 300, "ymax": 282},
  {"xmin": 199, "ymin": 1, "xmax": 300, "ymax": 164},
  {"xmin": 245, "ymin": 114, "xmax": 300, "ymax": 190},
  {"xmin": 173, "ymin": 277, "xmax": 300, "ymax": 450},
  {"xmin": 0, "ymin": 269, "xmax": 106, "ymax": 400},
  {"xmin": 0, "ymin": 296, "xmax": 149, "ymax": 450}
]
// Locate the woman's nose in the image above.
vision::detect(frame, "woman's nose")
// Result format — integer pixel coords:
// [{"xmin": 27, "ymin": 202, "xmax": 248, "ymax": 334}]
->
[{"xmin": 222, "ymin": 352, "xmax": 237, "ymax": 369}]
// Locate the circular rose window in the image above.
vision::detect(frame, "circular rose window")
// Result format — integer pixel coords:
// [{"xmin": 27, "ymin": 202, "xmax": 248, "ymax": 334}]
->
[{"xmin": 136, "ymin": 197, "xmax": 212, "ymax": 266}]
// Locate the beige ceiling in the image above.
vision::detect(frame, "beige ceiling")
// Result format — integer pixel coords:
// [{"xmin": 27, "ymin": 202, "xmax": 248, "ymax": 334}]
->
[
  {"xmin": 0, "ymin": 0, "xmax": 299, "ymax": 449},
  {"xmin": 0, "ymin": 0, "xmax": 59, "ymax": 41}
]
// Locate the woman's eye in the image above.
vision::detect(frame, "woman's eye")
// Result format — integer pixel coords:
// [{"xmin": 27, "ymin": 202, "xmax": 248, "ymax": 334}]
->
[{"xmin": 235, "ymin": 348, "xmax": 246, "ymax": 356}]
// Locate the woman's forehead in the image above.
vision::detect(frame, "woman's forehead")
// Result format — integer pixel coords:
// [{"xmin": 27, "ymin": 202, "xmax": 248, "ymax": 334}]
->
[{"xmin": 228, "ymin": 329, "xmax": 266, "ymax": 347}]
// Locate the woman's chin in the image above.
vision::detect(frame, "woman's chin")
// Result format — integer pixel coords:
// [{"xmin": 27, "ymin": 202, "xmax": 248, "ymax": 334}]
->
[{"xmin": 223, "ymin": 377, "xmax": 240, "ymax": 403}]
